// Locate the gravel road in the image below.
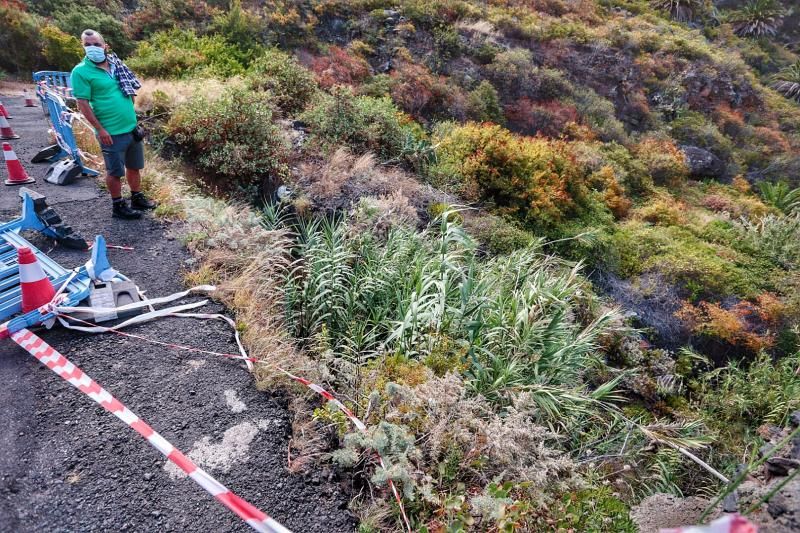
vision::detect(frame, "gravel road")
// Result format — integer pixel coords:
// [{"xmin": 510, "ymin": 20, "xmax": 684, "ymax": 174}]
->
[{"xmin": 0, "ymin": 90, "xmax": 355, "ymax": 533}]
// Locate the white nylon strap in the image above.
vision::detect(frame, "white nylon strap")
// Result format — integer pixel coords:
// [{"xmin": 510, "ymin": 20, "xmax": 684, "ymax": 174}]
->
[
  {"xmin": 57, "ymin": 300, "xmax": 210, "ymax": 333},
  {"xmin": 57, "ymin": 285, "xmax": 216, "ymax": 316}
]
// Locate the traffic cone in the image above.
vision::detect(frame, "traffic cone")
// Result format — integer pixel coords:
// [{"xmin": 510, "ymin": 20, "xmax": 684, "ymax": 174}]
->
[
  {"xmin": 3, "ymin": 143, "xmax": 35, "ymax": 185},
  {"xmin": 24, "ymin": 90, "xmax": 36, "ymax": 107},
  {"xmin": 18, "ymin": 247, "xmax": 56, "ymax": 313},
  {"xmin": 0, "ymin": 115, "xmax": 19, "ymax": 140},
  {"xmin": 0, "ymin": 101, "xmax": 11, "ymax": 119}
]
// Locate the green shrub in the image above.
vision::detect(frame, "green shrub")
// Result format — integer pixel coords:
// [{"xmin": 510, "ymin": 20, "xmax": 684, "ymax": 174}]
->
[
  {"xmin": 128, "ymin": 0, "xmax": 217, "ymax": 39},
  {"xmin": 608, "ymin": 221, "xmax": 771, "ymax": 297},
  {"xmin": 357, "ymin": 74, "xmax": 393, "ymax": 98},
  {"xmin": 301, "ymin": 87, "xmax": 414, "ymax": 162},
  {"xmin": 599, "ymin": 142, "xmax": 652, "ymax": 195},
  {"xmin": 0, "ymin": 5, "xmax": 44, "ymax": 74},
  {"xmin": 128, "ymin": 28, "xmax": 247, "ymax": 78},
  {"xmin": 550, "ymin": 487, "xmax": 637, "ymax": 532},
  {"xmin": 669, "ymin": 111, "xmax": 734, "ymax": 163},
  {"xmin": 466, "ymin": 80, "xmax": 504, "ymax": 124},
  {"xmin": 467, "ymin": 215, "xmax": 535, "ymax": 255},
  {"xmin": 54, "ymin": 4, "xmax": 134, "ymax": 57},
  {"xmin": 41, "ymin": 24, "xmax": 82, "ymax": 70},
  {"xmin": 166, "ymin": 87, "xmax": 289, "ymax": 197},
  {"xmin": 735, "ymin": 214, "xmax": 800, "ymax": 270},
  {"xmin": 209, "ymin": 0, "xmax": 262, "ymax": 55},
  {"xmin": 430, "ymin": 122, "xmax": 595, "ymax": 229},
  {"xmin": 634, "ymin": 136, "xmax": 689, "ymax": 188},
  {"xmin": 571, "ymin": 88, "xmax": 629, "ymax": 144},
  {"xmin": 245, "ymin": 48, "xmax": 317, "ymax": 113},
  {"xmin": 484, "ymin": 47, "xmax": 535, "ymax": 98}
]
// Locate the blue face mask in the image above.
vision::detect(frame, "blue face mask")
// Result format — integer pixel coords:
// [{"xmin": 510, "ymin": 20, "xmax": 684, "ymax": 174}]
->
[{"xmin": 84, "ymin": 45, "xmax": 106, "ymax": 64}]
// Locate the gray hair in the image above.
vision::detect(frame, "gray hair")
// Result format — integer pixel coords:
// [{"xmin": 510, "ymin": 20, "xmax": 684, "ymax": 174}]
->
[{"xmin": 80, "ymin": 29, "xmax": 105, "ymax": 44}]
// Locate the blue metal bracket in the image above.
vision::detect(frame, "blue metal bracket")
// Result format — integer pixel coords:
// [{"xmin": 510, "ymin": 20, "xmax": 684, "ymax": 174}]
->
[{"xmin": 0, "ymin": 195, "xmax": 118, "ymax": 333}]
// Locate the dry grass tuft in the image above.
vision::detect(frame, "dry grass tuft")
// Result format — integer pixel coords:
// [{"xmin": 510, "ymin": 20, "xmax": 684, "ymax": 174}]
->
[
  {"xmin": 296, "ymin": 147, "xmax": 428, "ymax": 216},
  {"xmin": 135, "ymin": 77, "xmax": 235, "ymax": 115}
]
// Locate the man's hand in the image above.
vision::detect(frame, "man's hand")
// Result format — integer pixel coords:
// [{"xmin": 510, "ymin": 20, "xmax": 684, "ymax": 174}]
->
[
  {"xmin": 76, "ymin": 99, "xmax": 113, "ymax": 146},
  {"xmin": 97, "ymin": 128, "xmax": 113, "ymax": 146}
]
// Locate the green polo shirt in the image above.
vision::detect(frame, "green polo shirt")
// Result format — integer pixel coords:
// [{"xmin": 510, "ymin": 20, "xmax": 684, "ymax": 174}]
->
[{"xmin": 70, "ymin": 59, "xmax": 137, "ymax": 135}]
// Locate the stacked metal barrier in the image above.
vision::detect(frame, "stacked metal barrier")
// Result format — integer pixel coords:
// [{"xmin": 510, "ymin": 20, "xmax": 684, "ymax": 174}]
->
[{"xmin": 32, "ymin": 71, "xmax": 99, "ymax": 184}]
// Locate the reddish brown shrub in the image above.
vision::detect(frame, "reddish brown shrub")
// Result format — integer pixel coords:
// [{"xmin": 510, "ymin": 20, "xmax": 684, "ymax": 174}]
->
[
  {"xmin": 306, "ymin": 46, "xmax": 371, "ymax": 89},
  {"xmin": 677, "ymin": 296, "xmax": 785, "ymax": 354},
  {"xmin": 591, "ymin": 166, "xmax": 631, "ymax": 219},
  {"xmin": 712, "ymin": 103, "xmax": 746, "ymax": 138},
  {"xmin": 390, "ymin": 61, "xmax": 466, "ymax": 122},
  {"xmin": 504, "ymin": 98, "xmax": 579, "ymax": 137},
  {"xmin": 751, "ymin": 127, "xmax": 791, "ymax": 157},
  {"xmin": 701, "ymin": 194, "xmax": 738, "ymax": 214}
]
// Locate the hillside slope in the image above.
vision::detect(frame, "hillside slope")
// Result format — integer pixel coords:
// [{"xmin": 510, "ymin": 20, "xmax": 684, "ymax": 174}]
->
[{"xmin": 4, "ymin": 0, "xmax": 800, "ymax": 530}]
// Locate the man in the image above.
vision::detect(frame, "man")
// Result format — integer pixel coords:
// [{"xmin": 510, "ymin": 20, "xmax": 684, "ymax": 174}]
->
[{"xmin": 70, "ymin": 29, "xmax": 155, "ymax": 219}]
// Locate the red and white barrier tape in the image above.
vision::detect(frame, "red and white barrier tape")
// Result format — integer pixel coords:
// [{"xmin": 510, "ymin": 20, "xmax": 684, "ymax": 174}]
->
[
  {"xmin": 55, "ymin": 309, "xmax": 412, "ymax": 530},
  {"xmin": 9, "ymin": 327, "xmax": 290, "ymax": 533},
  {"xmin": 660, "ymin": 513, "xmax": 757, "ymax": 533}
]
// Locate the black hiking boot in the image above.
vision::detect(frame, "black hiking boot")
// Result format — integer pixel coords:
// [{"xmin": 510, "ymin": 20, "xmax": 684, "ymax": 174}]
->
[
  {"xmin": 130, "ymin": 191, "xmax": 157, "ymax": 210},
  {"xmin": 112, "ymin": 199, "xmax": 143, "ymax": 220}
]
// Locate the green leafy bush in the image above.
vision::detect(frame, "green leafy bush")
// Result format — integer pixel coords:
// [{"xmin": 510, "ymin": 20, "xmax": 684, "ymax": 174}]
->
[
  {"xmin": 735, "ymin": 214, "xmax": 800, "ymax": 269},
  {"xmin": 430, "ymin": 122, "xmax": 594, "ymax": 229},
  {"xmin": 0, "ymin": 4, "xmax": 44, "ymax": 73},
  {"xmin": 669, "ymin": 111, "xmax": 734, "ymax": 163},
  {"xmin": 634, "ymin": 136, "xmax": 689, "ymax": 188},
  {"xmin": 128, "ymin": 0, "xmax": 217, "ymax": 39},
  {"xmin": 166, "ymin": 87, "xmax": 289, "ymax": 196},
  {"xmin": 245, "ymin": 48, "xmax": 317, "ymax": 113},
  {"xmin": 209, "ymin": 0, "xmax": 262, "ymax": 55},
  {"xmin": 128, "ymin": 28, "xmax": 247, "ymax": 78},
  {"xmin": 301, "ymin": 87, "xmax": 415, "ymax": 162},
  {"xmin": 54, "ymin": 4, "xmax": 134, "ymax": 56},
  {"xmin": 466, "ymin": 80, "xmax": 504, "ymax": 124},
  {"xmin": 41, "ymin": 24, "xmax": 82, "ymax": 70},
  {"xmin": 467, "ymin": 214, "xmax": 535, "ymax": 255},
  {"xmin": 571, "ymin": 88, "xmax": 629, "ymax": 144},
  {"xmin": 608, "ymin": 221, "xmax": 771, "ymax": 297}
]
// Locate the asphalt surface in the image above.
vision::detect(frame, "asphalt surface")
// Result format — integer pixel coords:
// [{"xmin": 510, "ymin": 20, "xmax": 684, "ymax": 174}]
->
[{"xmin": 0, "ymin": 92, "xmax": 355, "ymax": 532}]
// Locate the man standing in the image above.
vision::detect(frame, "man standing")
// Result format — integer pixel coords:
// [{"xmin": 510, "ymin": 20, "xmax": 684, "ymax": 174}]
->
[{"xmin": 70, "ymin": 29, "xmax": 155, "ymax": 219}]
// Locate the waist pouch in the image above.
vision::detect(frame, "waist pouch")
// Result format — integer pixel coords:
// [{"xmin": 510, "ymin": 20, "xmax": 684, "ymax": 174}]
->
[{"xmin": 131, "ymin": 124, "xmax": 145, "ymax": 142}]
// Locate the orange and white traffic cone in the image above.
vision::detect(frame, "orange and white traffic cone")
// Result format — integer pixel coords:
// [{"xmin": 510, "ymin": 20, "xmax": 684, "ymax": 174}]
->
[
  {"xmin": 24, "ymin": 90, "xmax": 36, "ymax": 107},
  {"xmin": 18, "ymin": 247, "xmax": 56, "ymax": 313},
  {"xmin": 0, "ymin": 115, "xmax": 19, "ymax": 140},
  {"xmin": 0, "ymin": 101, "xmax": 12, "ymax": 119},
  {"xmin": 3, "ymin": 143, "xmax": 35, "ymax": 185}
]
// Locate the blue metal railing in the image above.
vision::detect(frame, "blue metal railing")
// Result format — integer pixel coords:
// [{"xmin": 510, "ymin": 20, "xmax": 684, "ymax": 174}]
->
[
  {"xmin": 31, "ymin": 71, "xmax": 99, "ymax": 177},
  {"xmin": 33, "ymin": 71, "xmax": 72, "ymax": 104},
  {"xmin": 0, "ymin": 193, "xmax": 108, "ymax": 332}
]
